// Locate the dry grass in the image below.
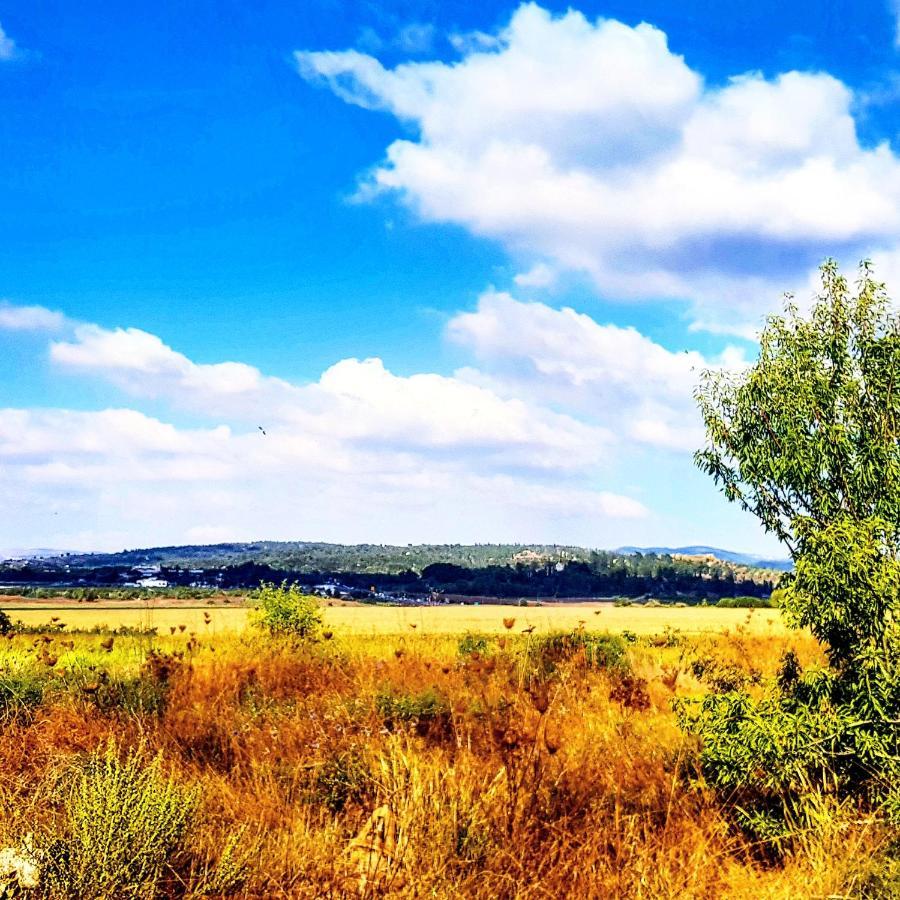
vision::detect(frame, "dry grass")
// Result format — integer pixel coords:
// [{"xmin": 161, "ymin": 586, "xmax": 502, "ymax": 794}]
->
[
  {"xmin": 4, "ymin": 600, "xmax": 788, "ymax": 636},
  {"xmin": 0, "ymin": 603, "xmax": 891, "ymax": 898}
]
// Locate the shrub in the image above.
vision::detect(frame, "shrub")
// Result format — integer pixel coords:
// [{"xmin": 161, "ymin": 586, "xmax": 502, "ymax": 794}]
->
[
  {"xmin": 523, "ymin": 630, "xmax": 628, "ymax": 682},
  {"xmin": 688, "ymin": 656, "xmax": 759, "ymax": 693},
  {"xmin": 457, "ymin": 633, "xmax": 490, "ymax": 657},
  {"xmin": 715, "ymin": 595, "xmax": 775, "ymax": 608},
  {"xmin": 375, "ymin": 687, "xmax": 452, "ymax": 738},
  {"xmin": 250, "ymin": 581, "xmax": 323, "ymax": 639},
  {"xmin": 0, "ymin": 609, "xmax": 12, "ymax": 634},
  {"xmin": 0, "ymin": 672, "xmax": 44, "ymax": 722},
  {"xmin": 42, "ymin": 742, "xmax": 198, "ymax": 899},
  {"xmin": 313, "ymin": 748, "xmax": 371, "ymax": 812},
  {"xmin": 608, "ymin": 672, "xmax": 651, "ymax": 711}
]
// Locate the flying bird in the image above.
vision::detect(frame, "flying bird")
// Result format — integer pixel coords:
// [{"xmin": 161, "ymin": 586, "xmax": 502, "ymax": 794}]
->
[{"xmin": 258, "ymin": 426, "xmax": 267, "ymax": 436}]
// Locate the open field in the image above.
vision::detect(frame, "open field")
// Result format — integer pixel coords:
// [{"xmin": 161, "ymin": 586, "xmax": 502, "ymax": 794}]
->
[
  {"xmin": 0, "ymin": 599, "xmax": 789, "ymax": 636},
  {"xmin": 0, "ymin": 594, "xmax": 894, "ymax": 898}
]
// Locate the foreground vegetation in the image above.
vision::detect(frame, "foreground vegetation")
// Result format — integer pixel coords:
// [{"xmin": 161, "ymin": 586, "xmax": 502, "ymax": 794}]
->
[{"xmin": 0, "ymin": 602, "xmax": 896, "ymax": 898}]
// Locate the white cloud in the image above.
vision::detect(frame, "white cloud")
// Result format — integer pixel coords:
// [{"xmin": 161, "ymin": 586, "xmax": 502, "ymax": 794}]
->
[
  {"xmin": 49, "ymin": 322, "xmax": 610, "ymax": 472},
  {"xmin": 514, "ymin": 262, "xmax": 556, "ymax": 288},
  {"xmin": 2, "ymin": 295, "xmax": 771, "ymax": 551},
  {"xmin": 0, "ymin": 290, "xmax": 783, "ymax": 552},
  {"xmin": 297, "ymin": 2, "xmax": 900, "ymax": 333},
  {"xmin": 0, "ymin": 303, "xmax": 66, "ymax": 332},
  {"xmin": 0, "ymin": 402, "xmax": 646, "ymax": 552},
  {"xmin": 448, "ymin": 30, "xmax": 502, "ymax": 54},
  {"xmin": 0, "ymin": 22, "xmax": 15, "ymax": 61},
  {"xmin": 448, "ymin": 290, "xmax": 743, "ymax": 451}
]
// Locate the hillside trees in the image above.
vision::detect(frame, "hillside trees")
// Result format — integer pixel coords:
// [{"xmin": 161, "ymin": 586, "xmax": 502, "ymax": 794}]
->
[{"xmin": 684, "ymin": 261, "xmax": 900, "ymax": 840}]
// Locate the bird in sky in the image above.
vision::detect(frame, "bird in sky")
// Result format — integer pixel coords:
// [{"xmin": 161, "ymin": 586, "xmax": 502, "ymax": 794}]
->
[{"xmin": 258, "ymin": 426, "xmax": 267, "ymax": 436}]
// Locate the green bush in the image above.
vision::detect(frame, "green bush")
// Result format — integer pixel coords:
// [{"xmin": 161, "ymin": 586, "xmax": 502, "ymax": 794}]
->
[
  {"xmin": 313, "ymin": 748, "xmax": 371, "ymax": 812},
  {"xmin": 250, "ymin": 581, "xmax": 323, "ymax": 639},
  {"xmin": 457, "ymin": 632, "xmax": 490, "ymax": 657},
  {"xmin": 524, "ymin": 630, "xmax": 628, "ymax": 681},
  {"xmin": 375, "ymin": 687, "xmax": 452, "ymax": 737},
  {"xmin": 42, "ymin": 742, "xmax": 198, "ymax": 899},
  {"xmin": 0, "ymin": 672, "xmax": 44, "ymax": 722},
  {"xmin": 715, "ymin": 595, "xmax": 775, "ymax": 608}
]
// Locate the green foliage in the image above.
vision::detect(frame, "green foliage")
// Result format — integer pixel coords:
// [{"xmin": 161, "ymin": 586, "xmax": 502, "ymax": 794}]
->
[
  {"xmin": 375, "ymin": 687, "xmax": 452, "ymax": 737},
  {"xmin": 687, "ymin": 260, "xmax": 900, "ymax": 845},
  {"xmin": 313, "ymin": 748, "xmax": 371, "ymax": 813},
  {"xmin": 715, "ymin": 595, "xmax": 775, "ymax": 608},
  {"xmin": 41, "ymin": 741, "xmax": 197, "ymax": 899},
  {"xmin": 0, "ymin": 609, "xmax": 12, "ymax": 634},
  {"xmin": 696, "ymin": 260, "xmax": 900, "ymax": 550},
  {"xmin": 523, "ymin": 630, "xmax": 628, "ymax": 682},
  {"xmin": 0, "ymin": 671, "xmax": 44, "ymax": 722},
  {"xmin": 457, "ymin": 632, "xmax": 490, "ymax": 657},
  {"xmin": 250, "ymin": 581, "xmax": 323, "ymax": 639}
]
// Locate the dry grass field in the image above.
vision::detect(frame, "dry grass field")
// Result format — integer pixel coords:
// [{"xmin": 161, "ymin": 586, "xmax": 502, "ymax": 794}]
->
[
  {"xmin": 0, "ymin": 595, "xmax": 893, "ymax": 898},
  {"xmin": 1, "ymin": 599, "xmax": 788, "ymax": 637}
]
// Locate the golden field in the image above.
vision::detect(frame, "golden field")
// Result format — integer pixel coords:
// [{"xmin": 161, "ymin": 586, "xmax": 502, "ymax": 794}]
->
[
  {"xmin": 1, "ymin": 600, "xmax": 788, "ymax": 636},
  {"xmin": 0, "ymin": 597, "xmax": 892, "ymax": 898}
]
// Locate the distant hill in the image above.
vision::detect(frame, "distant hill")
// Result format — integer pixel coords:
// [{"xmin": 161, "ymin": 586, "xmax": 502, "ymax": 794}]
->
[
  {"xmin": 0, "ymin": 548, "xmax": 71, "ymax": 561},
  {"xmin": 1, "ymin": 540, "xmax": 784, "ymax": 604},
  {"xmin": 7, "ymin": 541, "xmax": 789, "ymax": 573},
  {"xmin": 617, "ymin": 545, "xmax": 792, "ymax": 571}
]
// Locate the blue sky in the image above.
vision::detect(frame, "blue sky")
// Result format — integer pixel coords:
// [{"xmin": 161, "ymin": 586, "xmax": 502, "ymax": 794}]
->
[{"xmin": 2, "ymin": 0, "xmax": 900, "ymax": 554}]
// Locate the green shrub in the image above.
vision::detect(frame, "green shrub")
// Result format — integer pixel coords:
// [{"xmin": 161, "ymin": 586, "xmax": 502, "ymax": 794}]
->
[
  {"xmin": 250, "ymin": 581, "xmax": 323, "ymax": 639},
  {"xmin": 375, "ymin": 687, "xmax": 452, "ymax": 738},
  {"xmin": 313, "ymin": 748, "xmax": 371, "ymax": 812},
  {"xmin": 0, "ymin": 672, "xmax": 44, "ymax": 722},
  {"xmin": 523, "ymin": 630, "xmax": 628, "ymax": 681},
  {"xmin": 0, "ymin": 609, "xmax": 12, "ymax": 634},
  {"xmin": 457, "ymin": 632, "xmax": 490, "ymax": 657},
  {"xmin": 42, "ymin": 741, "xmax": 198, "ymax": 899},
  {"xmin": 715, "ymin": 595, "xmax": 775, "ymax": 608},
  {"xmin": 688, "ymin": 656, "xmax": 759, "ymax": 693}
]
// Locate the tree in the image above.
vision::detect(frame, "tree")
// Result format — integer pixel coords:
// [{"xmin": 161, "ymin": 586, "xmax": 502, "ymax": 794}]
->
[
  {"xmin": 250, "ymin": 582, "xmax": 323, "ymax": 639},
  {"xmin": 682, "ymin": 261, "xmax": 900, "ymax": 843}
]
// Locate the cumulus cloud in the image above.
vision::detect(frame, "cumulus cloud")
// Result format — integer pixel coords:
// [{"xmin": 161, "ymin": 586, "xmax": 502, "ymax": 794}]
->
[
  {"xmin": 297, "ymin": 2, "xmax": 900, "ymax": 333},
  {"xmin": 0, "ymin": 402, "xmax": 646, "ymax": 552},
  {"xmin": 448, "ymin": 290, "xmax": 744, "ymax": 451},
  {"xmin": 50, "ymin": 322, "xmax": 610, "ymax": 471},
  {"xmin": 1, "ymin": 292, "xmax": 772, "ymax": 550},
  {"xmin": 0, "ymin": 303, "xmax": 66, "ymax": 332}
]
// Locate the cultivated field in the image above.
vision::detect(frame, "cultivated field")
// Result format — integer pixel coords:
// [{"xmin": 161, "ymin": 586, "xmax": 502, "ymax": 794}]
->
[{"xmin": 0, "ymin": 599, "xmax": 788, "ymax": 636}]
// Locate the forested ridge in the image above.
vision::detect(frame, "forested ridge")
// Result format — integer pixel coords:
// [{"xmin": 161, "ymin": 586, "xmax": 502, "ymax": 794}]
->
[{"xmin": 1, "ymin": 542, "xmax": 778, "ymax": 600}]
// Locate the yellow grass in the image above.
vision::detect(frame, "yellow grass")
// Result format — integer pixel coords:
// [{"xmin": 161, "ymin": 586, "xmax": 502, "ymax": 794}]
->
[
  {"xmin": 0, "ymin": 601, "xmax": 888, "ymax": 898},
  {"xmin": 2, "ymin": 601, "xmax": 789, "ymax": 636}
]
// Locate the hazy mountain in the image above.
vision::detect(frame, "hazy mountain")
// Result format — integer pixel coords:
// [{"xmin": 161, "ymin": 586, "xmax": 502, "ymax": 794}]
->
[
  {"xmin": 0, "ymin": 548, "xmax": 71, "ymax": 561},
  {"xmin": 617, "ymin": 545, "xmax": 792, "ymax": 571}
]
